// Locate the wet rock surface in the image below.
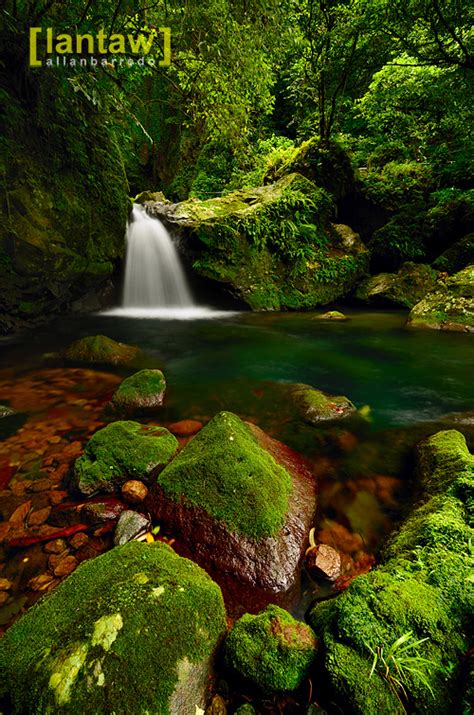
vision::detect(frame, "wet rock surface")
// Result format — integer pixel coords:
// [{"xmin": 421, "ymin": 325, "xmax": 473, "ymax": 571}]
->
[
  {"xmin": 407, "ymin": 264, "xmax": 474, "ymax": 332},
  {"xmin": 62, "ymin": 334, "xmax": 142, "ymax": 365},
  {"xmin": 148, "ymin": 412, "xmax": 317, "ymax": 592},
  {"xmin": 110, "ymin": 369, "xmax": 166, "ymax": 414},
  {"xmin": 113, "ymin": 510, "xmax": 151, "ymax": 546}
]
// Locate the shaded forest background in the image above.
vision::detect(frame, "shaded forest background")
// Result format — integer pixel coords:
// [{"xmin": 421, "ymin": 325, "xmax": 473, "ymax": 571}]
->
[{"xmin": 0, "ymin": 0, "xmax": 472, "ymax": 328}]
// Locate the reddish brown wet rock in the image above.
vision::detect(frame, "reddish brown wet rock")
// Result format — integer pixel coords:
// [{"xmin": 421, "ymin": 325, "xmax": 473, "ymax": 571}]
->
[
  {"xmin": 0, "ymin": 591, "xmax": 9, "ymax": 606},
  {"xmin": 0, "ymin": 577, "xmax": 12, "ymax": 591},
  {"xmin": 80, "ymin": 500, "xmax": 126, "ymax": 525},
  {"xmin": 44, "ymin": 538, "xmax": 67, "ymax": 554},
  {"xmin": 47, "ymin": 549, "xmax": 71, "ymax": 571},
  {"xmin": 52, "ymin": 555, "xmax": 77, "ymax": 578},
  {"xmin": 306, "ymin": 544, "xmax": 342, "ymax": 582},
  {"xmin": 121, "ymin": 480, "xmax": 149, "ymax": 504},
  {"xmin": 147, "ymin": 413, "xmax": 317, "ymax": 593},
  {"xmin": 68, "ymin": 532, "xmax": 89, "ymax": 550},
  {"xmin": 28, "ymin": 507, "xmax": 51, "ymax": 527},
  {"xmin": 168, "ymin": 419, "xmax": 203, "ymax": 437},
  {"xmin": 28, "ymin": 573, "xmax": 57, "ymax": 591},
  {"xmin": 317, "ymin": 518, "xmax": 364, "ymax": 555}
]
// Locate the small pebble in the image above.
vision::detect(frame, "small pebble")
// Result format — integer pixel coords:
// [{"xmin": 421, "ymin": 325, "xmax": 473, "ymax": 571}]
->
[
  {"xmin": 121, "ymin": 480, "xmax": 149, "ymax": 504},
  {"xmin": 28, "ymin": 506, "xmax": 51, "ymax": 526},
  {"xmin": 168, "ymin": 419, "xmax": 202, "ymax": 436},
  {"xmin": 53, "ymin": 555, "xmax": 77, "ymax": 578},
  {"xmin": 69, "ymin": 532, "xmax": 89, "ymax": 550},
  {"xmin": 44, "ymin": 538, "xmax": 67, "ymax": 554},
  {"xmin": 0, "ymin": 577, "xmax": 13, "ymax": 591}
]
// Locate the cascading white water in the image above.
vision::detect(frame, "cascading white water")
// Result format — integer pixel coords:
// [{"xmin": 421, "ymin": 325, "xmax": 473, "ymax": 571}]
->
[
  {"xmin": 123, "ymin": 204, "xmax": 194, "ymax": 308},
  {"xmin": 103, "ymin": 204, "xmax": 235, "ymax": 319}
]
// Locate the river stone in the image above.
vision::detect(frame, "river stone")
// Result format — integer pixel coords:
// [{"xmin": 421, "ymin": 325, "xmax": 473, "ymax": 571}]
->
[
  {"xmin": 73, "ymin": 421, "xmax": 179, "ymax": 496},
  {"xmin": 356, "ymin": 262, "xmax": 437, "ymax": 309},
  {"xmin": 0, "ymin": 405, "xmax": 15, "ymax": 419},
  {"xmin": 114, "ymin": 510, "xmax": 151, "ymax": 545},
  {"xmin": 224, "ymin": 604, "xmax": 317, "ymax": 693},
  {"xmin": 147, "ymin": 411, "xmax": 317, "ymax": 592},
  {"xmin": 307, "ymin": 430, "xmax": 474, "ymax": 714},
  {"xmin": 407, "ymin": 264, "xmax": 474, "ymax": 332},
  {"xmin": 312, "ymin": 310, "xmax": 348, "ymax": 321},
  {"xmin": 305, "ymin": 544, "xmax": 341, "ymax": 582},
  {"xmin": 110, "ymin": 369, "xmax": 166, "ymax": 413},
  {"xmin": 0, "ymin": 541, "xmax": 226, "ymax": 714},
  {"xmin": 290, "ymin": 384, "xmax": 356, "ymax": 424},
  {"xmin": 63, "ymin": 335, "xmax": 141, "ymax": 365}
]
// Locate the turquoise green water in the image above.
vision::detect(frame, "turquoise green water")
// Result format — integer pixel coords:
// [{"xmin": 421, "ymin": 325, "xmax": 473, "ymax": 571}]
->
[{"xmin": 3, "ymin": 308, "xmax": 471, "ymax": 431}]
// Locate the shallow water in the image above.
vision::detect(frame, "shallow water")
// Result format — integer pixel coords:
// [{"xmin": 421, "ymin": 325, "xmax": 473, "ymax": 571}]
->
[
  {"xmin": 2, "ymin": 308, "xmax": 472, "ymax": 429},
  {"xmin": 0, "ymin": 308, "xmax": 472, "ymax": 627}
]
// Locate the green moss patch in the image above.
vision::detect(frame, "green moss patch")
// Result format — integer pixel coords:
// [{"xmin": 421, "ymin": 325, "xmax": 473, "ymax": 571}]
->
[
  {"xmin": 408, "ymin": 265, "xmax": 474, "ymax": 332},
  {"xmin": 157, "ymin": 411, "xmax": 292, "ymax": 539},
  {"xmin": 290, "ymin": 384, "xmax": 356, "ymax": 424},
  {"xmin": 73, "ymin": 420, "xmax": 178, "ymax": 495},
  {"xmin": 0, "ymin": 542, "xmax": 226, "ymax": 714},
  {"xmin": 111, "ymin": 369, "xmax": 166, "ymax": 412},
  {"xmin": 308, "ymin": 430, "xmax": 474, "ymax": 713},
  {"xmin": 225, "ymin": 605, "xmax": 317, "ymax": 693},
  {"xmin": 64, "ymin": 335, "xmax": 141, "ymax": 365}
]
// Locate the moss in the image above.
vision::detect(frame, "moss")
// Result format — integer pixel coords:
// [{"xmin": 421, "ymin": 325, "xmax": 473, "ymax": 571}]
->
[
  {"xmin": 433, "ymin": 234, "xmax": 474, "ymax": 274},
  {"xmin": 111, "ymin": 369, "xmax": 166, "ymax": 411},
  {"xmin": 290, "ymin": 384, "xmax": 356, "ymax": 424},
  {"xmin": 64, "ymin": 335, "xmax": 141, "ymax": 365},
  {"xmin": 0, "ymin": 542, "xmax": 226, "ymax": 714},
  {"xmin": 356, "ymin": 262, "xmax": 438, "ymax": 308},
  {"xmin": 408, "ymin": 265, "xmax": 474, "ymax": 332},
  {"xmin": 308, "ymin": 430, "xmax": 473, "ymax": 714},
  {"xmin": 73, "ymin": 421, "xmax": 178, "ymax": 495},
  {"xmin": 157, "ymin": 411, "xmax": 291, "ymax": 539},
  {"xmin": 224, "ymin": 605, "xmax": 316, "ymax": 693},
  {"xmin": 313, "ymin": 310, "xmax": 349, "ymax": 320}
]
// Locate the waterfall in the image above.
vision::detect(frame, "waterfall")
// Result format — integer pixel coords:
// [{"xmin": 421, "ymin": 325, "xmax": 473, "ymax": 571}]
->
[
  {"xmin": 102, "ymin": 204, "xmax": 235, "ymax": 319},
  {"xmin": 123, "ymin": 204, "xmax": 194, "ymax": 308}
]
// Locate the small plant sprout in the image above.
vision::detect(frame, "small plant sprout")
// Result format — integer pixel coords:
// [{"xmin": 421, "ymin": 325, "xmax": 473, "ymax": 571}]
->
[
  {"xmin": 369, "ymin": 630, "xmax": 437, "ymax": 704},
  {"xmin": 305, "ymin": 527, "xmax": 317, "ymax": 556}
]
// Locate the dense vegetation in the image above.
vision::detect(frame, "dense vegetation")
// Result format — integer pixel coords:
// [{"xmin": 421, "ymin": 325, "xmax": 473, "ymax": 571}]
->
[{"xmin": 0, "ymin": 0, "xmax": 472, "ymax": 324}]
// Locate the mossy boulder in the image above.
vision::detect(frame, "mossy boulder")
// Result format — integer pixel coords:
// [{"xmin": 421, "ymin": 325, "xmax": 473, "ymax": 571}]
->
[
  {"xmin": 407, "ymin": 265, "xmax": 474, "ymax": 332},
  {"xmin": 147, "ymin": 174, "xmax": 368, "ymax": 311},
  {"xmin": 356, "ymin": 262, "xmax": 438, "ymax": 309},
  {"xmin": 308, "ymin": 430, "xmax": 474, "ymax": 714},
  {"xmin": 268, "ymin": 139, "xmax": 354, "ymax": 201},
  {"xmin": 0, "ymin": 541, "xmax": 226, "ymax": 714},
  {"xmin": 73, "ymin": 421, "xmax": 178, "ymax": 496},
  {"xmin": 433, "ymin": 234, "xmax": 474, "ymax": 274},
  {"xmin": 224, "ymin": 605, "xmax": 317, "ymax": 693},
  {"xmin": 110, "ymin": 369, "xmax": 166, "ymax": 413},
  {"xmin": 312, "ymin": 310, "xmax": 349, "ymax": 321},
  {"xmin": 290, "ymin": 384, "xmax": 356, "ymax": 424},
  {"xmin": 148, "ymin": 411, "xmax": 317, "ymax": 592},
  {"xmin": 64, "ymin": 335, "xmax": 141, "ymax": 365}
]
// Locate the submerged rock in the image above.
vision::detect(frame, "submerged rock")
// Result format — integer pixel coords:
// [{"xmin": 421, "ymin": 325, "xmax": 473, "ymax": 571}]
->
[
  {"xmin": 308, "ymin": 429, "xmax": 474, "ymax": 714},
  {"xmin": 407, "ymin": 264, "xmax": 474, "ymax": 332},
  {"xmin": 146, "ymin": 174, "xmax": 368, "ymax": 311},
  {"xmin": 290, "ymin": 384, "xmax": 356, "ymax": 424},
  {"xmin": 356, "ymin": 262, "xmax": 438, "ymax": 308},
  {"xmin": 148, "ymin": 411, "xmax": 317, "ymax": 592},
  {"xmin": 0, "ymin": 541, "xmax": 226, "ymax": 714},
  {"xmin": 0, "ymin": 405, "xmax": 15, "ymax": 419},
  {"xmin": 110, "ymin": 369, "xmax": 166, "ymax": 413},
  {"xmin": 224, "ymin": 604, "xmax": 317, "ymax": 692},
  {"xmin": 312, "ymin": 310, "xmax": 348, "ymax": 321},
  {"xmin": 73, "ymin": 421, "xmax": 178, "ymax": 495},
  {"xmin": 63, "ymin": 335, "xmax": 141, "ymax": 365}
]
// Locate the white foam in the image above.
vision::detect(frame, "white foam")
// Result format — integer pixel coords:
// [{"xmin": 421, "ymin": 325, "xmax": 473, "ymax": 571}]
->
[{"xmin": 101, "ymin": 306, "xmax": 239, "ymax": 320}]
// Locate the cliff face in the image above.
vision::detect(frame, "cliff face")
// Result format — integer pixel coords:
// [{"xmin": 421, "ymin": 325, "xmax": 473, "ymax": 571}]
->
[{"xmin": 1, "ymin": 75, "xmax": 129, "ymax": 334}]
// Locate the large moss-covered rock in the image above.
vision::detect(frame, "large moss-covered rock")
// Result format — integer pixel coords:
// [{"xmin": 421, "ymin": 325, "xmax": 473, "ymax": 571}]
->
[
  {"xmin": 111, "ymin": 369, "xmax": 166, "ymax": 413},
  {"xmin": 433, "ymin": 234, "xmax": 474, "ymax": 274},
  {"xmin": 224, "ymin": 605, "xmax": 317, "ymax": 693},
  {"xmin": 308, "ymin": 430, "xmax": 474, "ymax": 714},
  {"xmin": 73, "ymin": 421, "xmax": 178, "ymax": 495},
  {"xmin": 64, "ymin": 335, "xmax": 141, "ymax": 365},
  {"xmin": 145, "ymin": 174, "xmax": 368, "ymax": 311},
  {"xmin": 407, "ymin": 265, "xmax": 474, "ymax": 332},
  {"xmin": 267, "ymin": 139, "xmax": 354, "ymax": 200},
  {"xmin": 148, "ymin": 411, "xmax": 317, "ymax": 592},
  {"xmin": 0, "ymin": 541, "xmax": 226, "ymax": 714},
  {"xmin": 356, "ymin": 262, "xmax": 438, "ymax": 308}
]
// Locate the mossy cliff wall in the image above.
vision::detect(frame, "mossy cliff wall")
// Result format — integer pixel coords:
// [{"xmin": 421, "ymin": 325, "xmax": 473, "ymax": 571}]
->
[{"xmin": 0, "ymin": 71, "xmax": 129, "ymax": 334}]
